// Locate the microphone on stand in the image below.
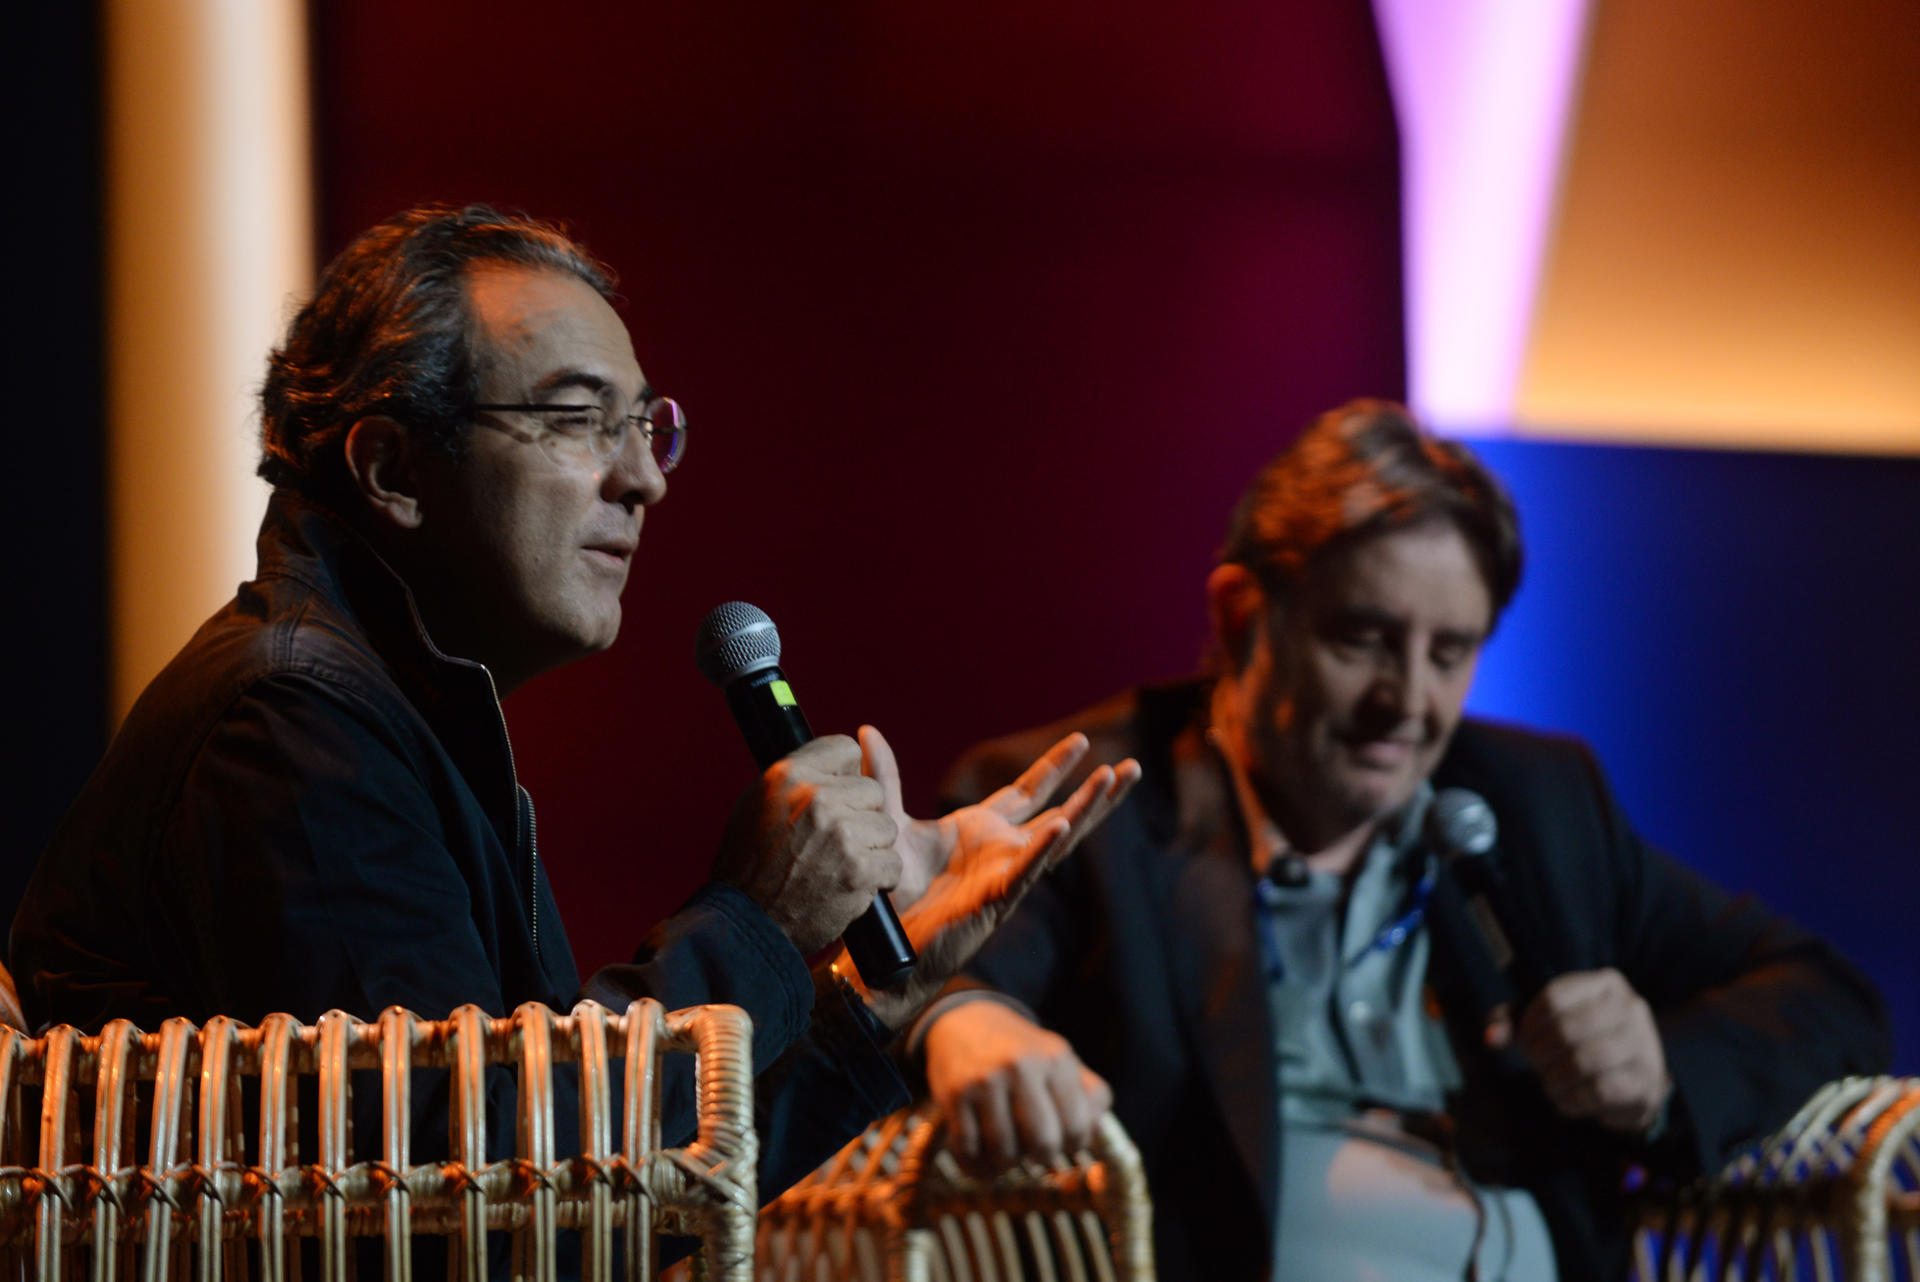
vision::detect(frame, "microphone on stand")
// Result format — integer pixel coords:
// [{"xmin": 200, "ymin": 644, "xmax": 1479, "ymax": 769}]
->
[{"xmin": 695, "ymin": 601, "xmax": 918, "ymax": 989}]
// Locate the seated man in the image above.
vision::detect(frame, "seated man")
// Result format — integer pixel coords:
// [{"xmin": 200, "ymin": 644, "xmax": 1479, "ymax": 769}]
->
[
  {"xmin": 918, "ymin": 400, "xmax": 1890, "ymax": 1282},
  {"xmin": 10, "ymin": 204, "xmax": 1136, "ymax": 1214}
]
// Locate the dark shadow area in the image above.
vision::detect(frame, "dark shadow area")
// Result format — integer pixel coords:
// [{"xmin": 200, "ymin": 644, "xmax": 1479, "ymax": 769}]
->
[{"xmin": 4, "ymin": 6, "xmax": 108, "ymax": 929}]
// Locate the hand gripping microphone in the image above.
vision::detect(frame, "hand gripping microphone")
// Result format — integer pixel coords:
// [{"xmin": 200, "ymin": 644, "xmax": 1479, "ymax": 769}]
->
[{"xmin": 695, "ymin": 601, "xmax": 918, "ymax": 989}]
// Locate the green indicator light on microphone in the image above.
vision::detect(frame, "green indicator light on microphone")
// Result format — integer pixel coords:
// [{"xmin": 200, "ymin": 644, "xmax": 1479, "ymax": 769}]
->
[{"xmin": 770, "ymin": 680, "xmax": 797, "ymax": 708}]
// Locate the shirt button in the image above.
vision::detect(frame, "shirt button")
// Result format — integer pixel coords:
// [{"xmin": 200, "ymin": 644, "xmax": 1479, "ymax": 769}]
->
[{"xmin": 1348, "ymin": 999, "xmax": 1373, "ymax": 1026}]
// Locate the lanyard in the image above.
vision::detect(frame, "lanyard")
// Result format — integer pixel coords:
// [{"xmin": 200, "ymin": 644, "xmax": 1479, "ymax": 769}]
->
[{"xmin": 1254, "ymin": 854, "xmax": 1437, "ymax": 982}]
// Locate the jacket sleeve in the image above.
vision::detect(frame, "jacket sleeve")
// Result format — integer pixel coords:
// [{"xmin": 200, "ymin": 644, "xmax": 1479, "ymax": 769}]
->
[
  {"xmin": 1567, "ymin": 743, "xmax": 1893, "ymax": 1175},
  {"xmin": 156, "ymin": 673, "xmax": 894, "ymax": 1183}
]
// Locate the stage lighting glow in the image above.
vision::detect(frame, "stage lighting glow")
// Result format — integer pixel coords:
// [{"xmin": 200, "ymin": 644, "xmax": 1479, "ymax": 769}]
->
[
  {"xmin": 104, "ymin": 0, "xmax": 314, "ymax": 724},
  {"xmin": 1371, "ymin": 0, "xmax": 1595, "ymax": 435}
]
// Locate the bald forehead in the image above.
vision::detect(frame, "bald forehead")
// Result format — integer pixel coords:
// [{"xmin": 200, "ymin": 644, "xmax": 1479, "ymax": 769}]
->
[
  {"xmin": 465, "ymin": 262, "xmax": 615, "ymax": 348},
  {"xmin": 463, "ymin": 263, "xmax": 645, "ymax": 403}
]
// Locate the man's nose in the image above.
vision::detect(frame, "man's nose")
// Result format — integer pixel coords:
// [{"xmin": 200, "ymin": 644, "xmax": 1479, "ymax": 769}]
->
[
  {"xmin": 602, "ymin": 429, "xmax": 667, "ymax": 508},
  {"xmin": 1366, "ymin": 648, "xmax": 1431, "ymax": 727}
]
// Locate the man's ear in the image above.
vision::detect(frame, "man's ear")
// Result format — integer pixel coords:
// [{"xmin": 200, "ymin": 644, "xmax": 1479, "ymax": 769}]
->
[
  {"xmin": 1206, "ymin": 563, "xmax": 1266, "ymax": 675},
  {"xmin": 343, "ymin": 416, "xmax": 426, "ymax": 530}
]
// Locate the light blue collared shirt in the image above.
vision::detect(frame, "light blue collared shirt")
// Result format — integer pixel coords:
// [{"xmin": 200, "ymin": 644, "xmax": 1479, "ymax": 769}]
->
[{"xmin": 1254, "ymin": 786, "xmax": 1559, "ymax": 1282}]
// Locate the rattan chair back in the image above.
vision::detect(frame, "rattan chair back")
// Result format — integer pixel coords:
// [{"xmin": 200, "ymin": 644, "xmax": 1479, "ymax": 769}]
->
[
  {"xmin": 0, "ymin": 998, "xmax": 757, "ymax": 1282},
  {"xmin": 1630, "ymin": 1075, "xmax": 1920, "ymax": 1282},
  {"xmin": 750, "ymin": 1107, "xmax": 1153, "ymax": 1282}
]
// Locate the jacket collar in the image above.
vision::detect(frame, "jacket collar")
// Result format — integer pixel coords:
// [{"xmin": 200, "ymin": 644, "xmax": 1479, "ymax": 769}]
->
[
  {"xmin": 1140, "ymin": 681, "xmax": 1282, "ymax": 1231},
  {"xmin": 252, "ymin": 489, "xmax": 523, "ymax": 846}
]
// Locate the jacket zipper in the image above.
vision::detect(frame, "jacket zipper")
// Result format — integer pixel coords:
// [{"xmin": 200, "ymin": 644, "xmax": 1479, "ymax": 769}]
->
[
  {"xmin": 482, "ymin": 666, "xmax": 540, "ymax": 962},
  {"xmin": 527, "ymin": 796, "xmax": 541, "ymax": 961}
]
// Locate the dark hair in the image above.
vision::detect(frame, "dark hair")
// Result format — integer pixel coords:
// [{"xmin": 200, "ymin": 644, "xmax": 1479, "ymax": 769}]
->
[
  {"xmin": 1219, "ymin": 397, "xmax": 1523, "ymax": 619},
  {"xmin": 258, "ymin": 203, "xmax": 615, "ymax": 508}
]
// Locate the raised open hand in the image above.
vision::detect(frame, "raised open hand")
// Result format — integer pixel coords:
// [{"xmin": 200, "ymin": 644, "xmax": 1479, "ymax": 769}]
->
[{"xmin": 843, "ymin": 726, "xmax": 1139, "ymax": 1028}]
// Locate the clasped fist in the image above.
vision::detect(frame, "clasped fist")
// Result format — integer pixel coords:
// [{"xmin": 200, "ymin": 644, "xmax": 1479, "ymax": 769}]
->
[
  {"xmin": 714, "ymin": 735, "xmax": 900, "ymax": 955},
  {"xmin": 1494, "ymin": 967, "xmax": 1673, "ymax": 1135}
]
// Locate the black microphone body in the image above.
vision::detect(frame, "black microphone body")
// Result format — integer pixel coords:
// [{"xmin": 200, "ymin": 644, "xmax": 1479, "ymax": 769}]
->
[
  {"xmin": 1445, "ymin": 842, "xmax": 1553, "ymax": 1006},
  {"xmin": 1423, "ymin": 788, "xmax": 1556, "ymax": 1026},
  {"xmin": 723, "ymin": 665, "xmax": 816, "ymax": 772},
  {"xmin": 697, "ymin": 603, "xmax": 918, "ymax": 990}
]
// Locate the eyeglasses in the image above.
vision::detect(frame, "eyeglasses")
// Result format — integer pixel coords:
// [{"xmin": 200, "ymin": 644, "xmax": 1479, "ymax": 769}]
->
[{"xmin": 468, "ymin": 396, "xmax": 688, "ymax": 473}]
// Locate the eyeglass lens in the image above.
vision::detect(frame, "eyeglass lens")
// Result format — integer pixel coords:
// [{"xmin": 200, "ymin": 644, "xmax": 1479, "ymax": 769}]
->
[
  {"xmin": 536, "ymin": 400, "xmax": 685, "ymax": 473},
  {"xmin": 642, "ymin": 399, "xmax": 687, "ymax": 473}
]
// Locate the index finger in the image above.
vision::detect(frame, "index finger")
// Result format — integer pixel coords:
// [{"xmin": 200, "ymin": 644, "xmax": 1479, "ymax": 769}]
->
[
  {"xmin": 1525, "ymin": 969, "xmax": 1622, "ymax": 1027},
  {"xmin": 784, "ymin": 733, "xmax": 865, "ymax": 775},
  {"xmin": 981, "ymin": 733, "xmax": 1092, "ymax": 821},
  {"xmin": 1016, "ymin": 757, "xmax": 1140, "ymax": 876},
  {"xmin": 1040, "ymin": 755, "xmax": 1141, "ymax": 830},
  {"xmin": 1515, "ymin": 971, "xmax": 1619, "ymax": 1066}
]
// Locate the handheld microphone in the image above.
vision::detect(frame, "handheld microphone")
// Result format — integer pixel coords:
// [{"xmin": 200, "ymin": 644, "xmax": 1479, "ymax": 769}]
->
[
  {"xmin": 695, "ymin": 601, "xmax": 918, "ymax": 989},
  {"xmin": 1438, "ymin": 788, "xmax": 1556, "ymax": 1003},
  {"xmin": 1427, "ymin": 788, "xmax": 1498, "ymax": 860},
  {"xmin": 1424, "ymin": 787, "xmax": 1553, "ymax": 1015}
]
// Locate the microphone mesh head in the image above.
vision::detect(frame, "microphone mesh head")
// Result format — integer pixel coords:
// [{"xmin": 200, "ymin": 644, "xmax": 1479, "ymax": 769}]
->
[
  {"xmin": 695, "ymin": 601, "xmax": 783, "ymax": 686},
  {"xmin": 1426, "ymin": 787, "xmax": 1498, "ymax": 859}
]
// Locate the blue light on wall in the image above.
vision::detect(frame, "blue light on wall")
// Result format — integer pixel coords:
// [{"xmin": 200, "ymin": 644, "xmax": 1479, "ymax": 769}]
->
[{"xmin": 1466, "ymin": 437, "xmax": 1920, "ymax": 1072}]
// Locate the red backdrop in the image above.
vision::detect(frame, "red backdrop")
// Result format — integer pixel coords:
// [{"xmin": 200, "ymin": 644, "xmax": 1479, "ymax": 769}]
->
[{"xmin": 312, "ymin": 0, "xmax": 1405, "ymax": 974}]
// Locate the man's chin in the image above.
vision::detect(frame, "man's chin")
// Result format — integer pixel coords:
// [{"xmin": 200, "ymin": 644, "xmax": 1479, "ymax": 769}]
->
[
  {"xmin": 1331, "ymin": 767, "xmax": 1420, "ymax": 826},
  {"xmin": 541, "ymin": 606, "xmax": 623, "ymax": 669},
  {"xmin": 584, "ymin": 615, "xmax": 622, "ymax": 655}
]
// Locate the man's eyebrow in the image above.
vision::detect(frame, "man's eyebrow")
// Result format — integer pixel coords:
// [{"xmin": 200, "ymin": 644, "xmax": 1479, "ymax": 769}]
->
[
  {"xmin": 528, "ymin": 370, "xmax": 612, "ymax": 398},
  {"xmin": 1324, "ymin": 605, "xmax": 1400, "ymax": 630},
  {"xmin": 528, "ymin": 370, "xmax": 655, "ymax": 404},
  {"xmin": 1322, "ymin": 606, "xmax": 1486, "ymax": 645}
]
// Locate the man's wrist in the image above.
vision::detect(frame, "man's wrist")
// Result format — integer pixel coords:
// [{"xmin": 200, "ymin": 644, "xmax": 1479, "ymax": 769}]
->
[
  {"xmin": 1639, "ymin": 1072, "xmax": 1676, "ymax": 1143},
  {"xmin": 813, "ymin": 956, "xmax": 894, "ymax": 1044},
  {"xmin": 902, "ymin": 987, "xmax": 1040, "ymax": 1064}
]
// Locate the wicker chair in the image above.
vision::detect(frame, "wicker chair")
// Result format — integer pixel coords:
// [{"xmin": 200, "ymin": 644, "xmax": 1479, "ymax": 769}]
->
[
  {"xmin": 0, "ymin": 998, "xmax": 758, "ymax": 1282},
  {"xmin": 747, "ymin": 1106, "xmax": 1153, "ymax": 1282},
  {"xmin": 774, "ymin": 1079, "xmax": 1920, "ymax": 1282},
  {"xmin": 1630, "ymin": 1076, "xmax": 1920, "ymax": 1282}
]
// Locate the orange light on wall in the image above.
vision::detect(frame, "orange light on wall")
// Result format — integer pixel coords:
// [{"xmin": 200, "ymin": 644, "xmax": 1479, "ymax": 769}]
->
[
  {"xmin": 104, "ymin": 0, "xmax": 314, "ymax": 723},
  {"xmin": 1515, "ymin": 0, "xmax": 1920, "ymax": 454}
]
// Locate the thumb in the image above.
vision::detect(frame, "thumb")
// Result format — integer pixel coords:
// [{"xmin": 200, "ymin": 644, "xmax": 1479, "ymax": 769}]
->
[
  {"xmin": 1484, "ymin": 1002, "xmax": 1514, "ymax": 1050},
  {"xmin": 859, "ymin": 724, "xmax": 906, "ymax": 817}
]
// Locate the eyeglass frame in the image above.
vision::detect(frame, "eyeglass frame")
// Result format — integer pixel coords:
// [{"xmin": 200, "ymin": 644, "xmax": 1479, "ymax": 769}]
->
[{"xmin": 466, "ymin": 395, "xmax": 688, "ymax": 473}]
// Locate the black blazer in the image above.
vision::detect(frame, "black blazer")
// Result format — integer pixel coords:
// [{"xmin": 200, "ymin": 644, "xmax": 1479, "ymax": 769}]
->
[{"xmin": 941, "ymin": 680, "xmax": 1890, "ymax": 1282}]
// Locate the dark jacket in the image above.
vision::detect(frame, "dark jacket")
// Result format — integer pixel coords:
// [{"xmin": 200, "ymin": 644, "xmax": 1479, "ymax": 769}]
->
[
  {"xmin": 941, "ymin": 680, "xmax": 1891, "ymax": 1282},
  {"xmin": 11, "ymin": 490, "xmax": 907, "ymax": 1205}
]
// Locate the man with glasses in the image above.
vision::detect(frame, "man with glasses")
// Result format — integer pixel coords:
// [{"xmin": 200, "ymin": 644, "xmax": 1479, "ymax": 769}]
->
[{"xmin": 10, "ymin": 205, "xmax": 1135, "ymax": 1230}]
